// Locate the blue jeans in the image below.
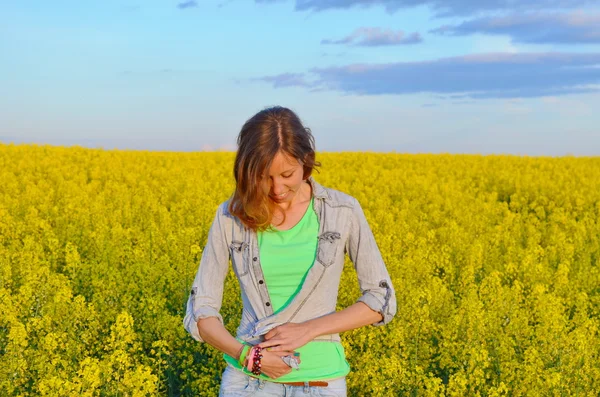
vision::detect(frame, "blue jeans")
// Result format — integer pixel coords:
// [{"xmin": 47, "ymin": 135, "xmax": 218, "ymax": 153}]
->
[{"xmin": 218, "ymin": 365, "xmax": 347, "ymax": 397}]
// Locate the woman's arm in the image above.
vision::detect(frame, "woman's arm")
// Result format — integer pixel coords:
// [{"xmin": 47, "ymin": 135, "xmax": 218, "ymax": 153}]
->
[
  {"xmin": 183, "ymin": 204, "xmax": 230, "ymax": 342},
  {"xmin": 197, "ymin": 317, "xmax": 245, "ymax": 358},
  {"xmin": 199, "ymin": 317, "xmax": 300, "ymax": 379},
  {"xmin": 306, "ymin": 301, "xmax": 383, "ymax": 336},
  {"xmin": 184, "ymin": 205, "xmax": 299, "ymax": 378},
  {"xmin": 345, "ymin": 197, "xmax": 397, "ymax": 327},
  {"xmin": 259, "ymin": 196, "xmax": 396, "ymax": 352},
  {"xmin": 258, "ymin": 302, "xmax": 382, "ymax": 352}
]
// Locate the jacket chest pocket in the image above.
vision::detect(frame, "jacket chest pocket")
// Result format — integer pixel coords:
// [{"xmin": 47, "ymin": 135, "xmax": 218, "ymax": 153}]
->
[
  {"xmin": 230, "ymin": 241, "xmax": 250, "ymax": 277},
  {"xmin": 316, "ymin": 231, "xmax": 341, "ymax": 268}
]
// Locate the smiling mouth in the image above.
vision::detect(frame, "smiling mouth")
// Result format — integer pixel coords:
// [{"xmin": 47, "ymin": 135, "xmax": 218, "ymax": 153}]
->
[{"xmin": 271, "ymin": 191, "xmax": 289, "ymax": 199}]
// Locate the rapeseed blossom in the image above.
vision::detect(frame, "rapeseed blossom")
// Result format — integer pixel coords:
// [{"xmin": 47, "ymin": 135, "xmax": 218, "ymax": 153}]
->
[{"xmin": 1, "ymin": 144, "xmax": 599, "ymax": 395}]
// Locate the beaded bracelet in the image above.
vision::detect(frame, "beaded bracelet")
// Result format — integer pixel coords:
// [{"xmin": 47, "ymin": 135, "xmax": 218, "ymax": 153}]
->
[{"xmin": 246, "ymin": 346, "xmax": 263, "ymax": 376}]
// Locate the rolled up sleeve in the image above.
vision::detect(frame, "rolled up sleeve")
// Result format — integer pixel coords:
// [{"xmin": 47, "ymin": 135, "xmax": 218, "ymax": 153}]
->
[
  {"xmin": 183, "ymin": 203, "xmax": 230, "ymax": 342},
  {"xmin": 346, "ymin": 197, "xmax": 397, "ymax": 326}
]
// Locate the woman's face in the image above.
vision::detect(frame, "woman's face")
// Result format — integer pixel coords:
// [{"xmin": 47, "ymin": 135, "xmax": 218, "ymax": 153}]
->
[{"xmin": 264, "ymin": 151, "xmax": 305, "ymax": 204}]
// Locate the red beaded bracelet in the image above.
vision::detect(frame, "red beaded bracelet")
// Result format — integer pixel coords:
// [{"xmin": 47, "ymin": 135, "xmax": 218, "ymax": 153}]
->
[{"xmin": 248, "ymin": 346, "xmax": 263, "ymax": 376}]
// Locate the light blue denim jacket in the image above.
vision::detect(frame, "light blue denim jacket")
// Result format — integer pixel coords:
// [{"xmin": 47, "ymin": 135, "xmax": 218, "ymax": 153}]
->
[{"xmin": 183, "ymin": 177, "xmax": 397, "ymax": 345}]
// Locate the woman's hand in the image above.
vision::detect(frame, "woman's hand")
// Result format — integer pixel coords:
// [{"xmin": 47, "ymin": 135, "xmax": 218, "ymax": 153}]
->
[
  {"xmin": 258, "ymin": 322, "xmax": 314, "ymax": 352},
  {"xmin": 256, "ymin": 350, "xmax": 301, "ymax": 379}
]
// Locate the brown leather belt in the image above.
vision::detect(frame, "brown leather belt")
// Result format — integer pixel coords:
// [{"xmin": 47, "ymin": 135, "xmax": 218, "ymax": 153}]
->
[
  {"xmin": 249, "ymin": 377, "xmax": 329, "ymax": 387},
  {"xmin": 279, "ymin": 381, "xmax": 328, "ymax": 387}
]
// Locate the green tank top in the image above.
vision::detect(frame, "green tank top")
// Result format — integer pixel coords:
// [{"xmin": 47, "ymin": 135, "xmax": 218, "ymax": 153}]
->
[{"xmin": 224, "ymin": 197, "xmax": 350, "ymax": 382}]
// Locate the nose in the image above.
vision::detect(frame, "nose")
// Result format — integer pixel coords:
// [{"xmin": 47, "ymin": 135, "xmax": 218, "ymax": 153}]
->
[{"xmin": 271, "ymin": 178, "xmax": 286, "ymax": 195}]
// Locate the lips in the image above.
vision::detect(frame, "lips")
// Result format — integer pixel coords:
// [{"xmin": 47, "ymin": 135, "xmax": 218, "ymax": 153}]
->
[{"xmin": 271, "ymin": 191, "xmax": 289, "ymax": 200}]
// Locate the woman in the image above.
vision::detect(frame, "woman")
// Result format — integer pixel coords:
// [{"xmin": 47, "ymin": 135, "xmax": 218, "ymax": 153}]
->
[{"xmin": 183, "ymin": 106, "xmax": 397, "ymax": 396}]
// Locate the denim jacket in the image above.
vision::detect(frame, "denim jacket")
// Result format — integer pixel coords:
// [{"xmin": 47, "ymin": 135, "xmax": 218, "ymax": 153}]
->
[{"xmin": 183, "ymin": 176, "xmax": 397, "ymax": 345}]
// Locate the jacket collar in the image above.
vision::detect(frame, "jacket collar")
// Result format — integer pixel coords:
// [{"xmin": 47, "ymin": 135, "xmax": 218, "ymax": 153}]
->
[{"xmin": 307, "ymin": 176, "xmax": 329, "ymax": 200}]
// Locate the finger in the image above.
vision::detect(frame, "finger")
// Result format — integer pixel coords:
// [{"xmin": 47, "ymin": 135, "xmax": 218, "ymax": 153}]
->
[
  {"xmin": 291, "ymin": 353, "xmax": 301, "ymax": 364},
  {"xmin": 265, "ymin": 344, "xmax": 287, "ymax": 352},
  {"xmin": 267, "ymin": 349, "xmax": 297, "ymax": 357},
  {"xmin": 258, "ymin": 339, "xmax": 284, "ymax": 349},
  {"xmin": 269, "ymin": 350, "xmax": 295, "ymax": 357},
  {"xmin": 264, "ymin": 328, "xmax": 278, "ymax": 340}
]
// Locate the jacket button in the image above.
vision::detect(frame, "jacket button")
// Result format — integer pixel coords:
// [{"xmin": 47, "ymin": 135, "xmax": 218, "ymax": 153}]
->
[
  {"xmin": 265, "ymin": 302, "xmax": 271, "ymax": 306},
  {"xmin": 253, "ymin": 257, "xmax": 257, "ymax": 261},
  {"xmin": 259, "ymin": 280, "xmax": 264, "ymax": 284}
]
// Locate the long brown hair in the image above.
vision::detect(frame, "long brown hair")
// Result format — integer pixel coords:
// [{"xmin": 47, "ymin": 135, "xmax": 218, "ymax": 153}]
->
[{"xmin": 228, "ymin": 106, "xmax": 321, "ymax": 232}]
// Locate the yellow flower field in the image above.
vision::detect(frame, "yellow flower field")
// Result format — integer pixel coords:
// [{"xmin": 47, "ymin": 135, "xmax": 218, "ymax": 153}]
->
[{"xmin": 1, "ymin": 143, "xmax": 599, "ymax": 396}]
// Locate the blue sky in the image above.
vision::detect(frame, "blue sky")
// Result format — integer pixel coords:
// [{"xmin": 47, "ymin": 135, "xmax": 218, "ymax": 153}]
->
[{"xmin": 1, "ymin": 0, "xmax": 599, "ymax": 155}]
